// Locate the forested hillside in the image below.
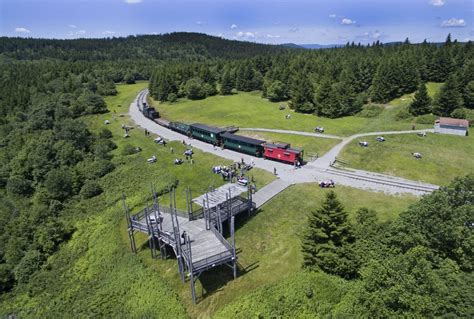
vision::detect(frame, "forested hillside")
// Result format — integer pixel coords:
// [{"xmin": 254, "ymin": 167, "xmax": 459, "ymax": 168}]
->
[
  {"xmin": 150, "ymin": 36, "xmax": 473, "ymax": 118},
  {"xmin": 0, "ymin": 33, "xmax": 285, "ymax": 295},
  {"xmin": 0, "ymin": 33, "xmax": 473, "ymax": 318}
]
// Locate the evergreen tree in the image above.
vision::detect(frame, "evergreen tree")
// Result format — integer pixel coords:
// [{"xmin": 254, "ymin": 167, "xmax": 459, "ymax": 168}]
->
[
  {"xmin": 289, "ymin": 71, "xmax": 315, "ymax": 113},
  {"xmin": 314, "ymin": 78, "xmax": 332, "ymax": 116},
  {"xmin": 433, "ymin": 75, "xmax": 463, "ymax": 116},
  {"xmin": 409, "ymin": 83, "xmax": 432, "ymax": 116},
  {"xmin": 302, "ymin": 191, "xmax": 355, "ymax": 278},
  {"xmin": 266, "ymin": 80, "xmax": 287, "ymax": 102},
  {"xmin": 220, "ymin": 70, "xmax": 233, "ymax": 95},
  {"xmin": 463, "ymin": 80, "xmax": 474, "ymax": 109}
]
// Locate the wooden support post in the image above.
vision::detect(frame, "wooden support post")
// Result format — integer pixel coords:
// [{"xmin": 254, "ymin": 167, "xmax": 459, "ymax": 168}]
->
[
  {"xmin": 145, "ymin": 207, "xmax": 156, "ymax": 259},
  {"xmin": 187, "ymin": 234, "xmax": 197, "ymax": 304},
  {"xmin": 217, "ymin": 206, "xmax": 222, "ymax": 234},
  {"xmin": 231, "ymin": 216, "xmax": 237, "ymax": 279},
  {"xmin": 122, "ymin": 194, "xmax": 137, "ymax": 253}
]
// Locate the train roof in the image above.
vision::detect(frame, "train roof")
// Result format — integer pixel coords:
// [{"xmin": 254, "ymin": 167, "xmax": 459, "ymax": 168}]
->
[
  {"xmin": 221, "ymin": 132, "xmax": 265, "ymax": 146},
  {"xmin": 190, "ymin": 123, "xmax": 227, "ymax": 134},
  {"xmin": 264, "ymin": 143, "xmax": 302, "ymax": 154}
]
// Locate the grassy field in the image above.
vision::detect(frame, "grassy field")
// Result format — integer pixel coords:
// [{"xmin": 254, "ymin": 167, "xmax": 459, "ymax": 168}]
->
[
  {"xmin": 152, "ymin": 83, "xmax": 442, "ymax": 137},
  {"xmin": 133, "ymin": 183, "xmax": 417, "ymax": 318},
  {"xmin": 339, "ymin": 133, "xmax": 474, "ymax": 186},
  {"xmin": 239, "ymin": 130, "xmax": 341, "ymax": 157}
]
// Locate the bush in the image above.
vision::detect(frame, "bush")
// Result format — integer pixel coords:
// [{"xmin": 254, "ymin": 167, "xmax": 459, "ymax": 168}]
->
[
  {"xmin": 14, "ymin": 250, "xmax": 44, "ymax": 284},
  {"xmin": 6, "ymin": 175, "xmax": 34, "ymax": 196},
  {"xmin": 451, "ymin": 108, "xmax": 466, "ymax": 119},
  {"xmin": 356, "ymin": 104, "xmax": 384, "ymax": 118},
  {"xmin": 44, "ymin": 169, "xmax": 74, "ymax": 200},
  {"xmin": 77, "ymin": 159, "xmax": 115, "ymax": 180},
  {"xmin": 185, "ymin": 77, "xmax": 206, "ymax": 100},
  {"xmin": 414, "ymin": 114, "xmax": 437, "ymax": 125},
  {"xmin": 167, "ymin": 93, "xmax": 178, "ymax": 103},
  {"xmin": 394, "ymin": 106, "xmax": 412, "ymax": 121},
  {"xmin": 80, "ymin": 180, "xmax": 103, "ymax": 199},
  {"xmin": 122, "ymin": 144, "xmax": 140, "ymax": 155},
  {"xmin": 99, "ymin": 128, "xmax": 113, "ymax": 139}
]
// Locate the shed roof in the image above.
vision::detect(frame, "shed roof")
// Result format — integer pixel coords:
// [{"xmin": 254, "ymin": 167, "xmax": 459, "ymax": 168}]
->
[
  {"xmin": 221, "ymin": 132, "xmax": 265, "ymax": 146},
  {"xmin": 436, "ymin": 117, "xmax": 469, "ymax": 128},
  {"xmin": 190, "ymin": 123, "xmax": 227, "ymax": 134}
]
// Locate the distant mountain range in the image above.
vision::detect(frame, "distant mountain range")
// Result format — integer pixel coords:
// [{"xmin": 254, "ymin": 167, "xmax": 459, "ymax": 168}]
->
[{"xmin": 281, "ymin": 43, "xmax": 344, "ymax": 49}]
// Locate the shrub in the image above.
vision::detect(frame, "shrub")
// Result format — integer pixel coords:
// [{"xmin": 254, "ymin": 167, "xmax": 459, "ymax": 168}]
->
[
  {"xmin": 451, "ymin": 108, "xmax": 466, "ymax": 119},
  {"xmin": 167, "ymin": 93, "xmax": 178, "ymax": 103},
  {"xmin": 394, "ymin": 106, "xmax": 412, "ymax": 120},
  {"xmin": 99, "ymin": 128, "xmax": 113, "ymax": 139},
  {"xmin": 122, "ymin": 144, "xmax": 140, "ymax": 155},
  {"xmin": 414, "ymin": 114, "xmax": 437, "ymax": 125},
  {"xmin": 6, "ymin": 175, "xmax": 34, "ymax": 196},
  {"xmin": 44, "ymin": 169, "xmax": 74, "ymax": 200},
  {"xmin": 356, "ymin": 104, "xmax": 384, "ymax": 118},
  {"xmin": 80, "ymin": 180, "xmax": 103, "ymax": 199},
  {"xmin": 14, "ymin": 250, "xmax": 44, "ymax": 284}
]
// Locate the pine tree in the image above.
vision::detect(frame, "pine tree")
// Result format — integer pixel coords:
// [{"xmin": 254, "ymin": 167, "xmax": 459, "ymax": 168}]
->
[
  {"xmin": 409, "ymin": 83, "xmax": 432, "ymax": 116},
  {"xmin": 314, "ymin": 79, "xmax": 332, "ymax": 116},
  {"xmin": 464, "ymin": 81, "xmax": 474, "ymax": 109},
  {"xmin": 289, "ymin": 71, "xmax": 315, "ymax": 113},
  {"xmin": 302, "ymin": 191, "xmax": 355, "ymax": 278},
  {"xmin": 220, "ymin": 70, "xmax": 233, "ymax": 95},
  {"xmin": 433, "ymin": 75, "xmax": 463, "ymax": 116}
]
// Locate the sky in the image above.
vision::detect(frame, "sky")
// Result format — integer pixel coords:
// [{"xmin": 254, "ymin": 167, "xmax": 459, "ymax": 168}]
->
[{"xmin": 0, "ymin": 0, "xmax": 472, "ymax": 44}]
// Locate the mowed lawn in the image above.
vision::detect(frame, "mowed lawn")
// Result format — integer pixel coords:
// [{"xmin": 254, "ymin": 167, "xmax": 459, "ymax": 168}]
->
[
  {"xmin": 152, "ymin": 83, "xmax": 442, "ymax": 137},
  {"xmin": 239, "ymin": 130, "xmax": 341, "ymax": 157},
  {"xmin": 87, "ymin": 82, "xmax": 276, "ymax": 198},
  {"xmin": 134, "ymin": 183, "xmax": 417, "ymax": 318},
  {"xmin": 339, "ymin": 133, "xmax": 474, "ymax": 186}
]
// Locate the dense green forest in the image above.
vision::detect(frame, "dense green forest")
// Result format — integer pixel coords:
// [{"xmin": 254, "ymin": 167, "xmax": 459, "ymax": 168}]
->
[
  {"xmin": 0, "ymin": 33, "xmax": 473, "ymax": 317},
  {"xmin": 150, "ymin": 35, "xmax": 473, "ymax": 118}
]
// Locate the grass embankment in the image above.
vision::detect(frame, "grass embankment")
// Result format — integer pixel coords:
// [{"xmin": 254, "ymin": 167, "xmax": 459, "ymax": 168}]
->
[
  {"xmin": 133, "ymin": 183, "xmax": 416, "ymax": 317},
  {"xmin": 152, "ymin": 82, "xmax": 442, "ymax": 137},
  {"xmin": 339, "ymin": 133, "xmax": 474, "ymax": 186},
  {"xmin": 239, "ymin": 130, "xmax": 340, "ymax": 157}
]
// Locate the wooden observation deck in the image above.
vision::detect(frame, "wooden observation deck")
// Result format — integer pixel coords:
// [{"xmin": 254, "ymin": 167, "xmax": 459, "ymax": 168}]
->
[{"xmin": 123, "ymin": 184, "xmax": 254, "ymax": 304}]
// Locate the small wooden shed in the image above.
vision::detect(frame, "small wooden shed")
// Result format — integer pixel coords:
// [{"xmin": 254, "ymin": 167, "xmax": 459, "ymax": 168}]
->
[{"xmin": 434, "ymin": 117, "xmax": 469, "ymax": 136}]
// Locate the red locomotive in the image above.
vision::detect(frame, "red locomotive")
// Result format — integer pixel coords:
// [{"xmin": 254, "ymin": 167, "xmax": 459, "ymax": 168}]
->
[{"xmin": 263, "ymin": 143, "xmax": 303, "ymax": 165}]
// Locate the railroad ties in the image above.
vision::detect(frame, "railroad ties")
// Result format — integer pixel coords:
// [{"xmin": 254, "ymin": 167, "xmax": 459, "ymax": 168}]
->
[{"xmin": 123, "ymin": 183, "xmax": 254, "ymax": 304}]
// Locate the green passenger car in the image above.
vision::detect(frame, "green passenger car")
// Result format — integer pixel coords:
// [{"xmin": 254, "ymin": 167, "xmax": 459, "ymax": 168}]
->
[
  {"xmin": 190, "ymin": 123, "xmax": 227, "ymax": 144},
  {"xmin": 221, "ymin": 132, "xmax": 265, "ymax": 156}
]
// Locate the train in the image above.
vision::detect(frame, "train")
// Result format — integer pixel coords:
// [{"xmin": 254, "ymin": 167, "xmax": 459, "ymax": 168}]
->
[{"xmin": 137, "ymin": 97, "xmax": 304, "ymax": 165}]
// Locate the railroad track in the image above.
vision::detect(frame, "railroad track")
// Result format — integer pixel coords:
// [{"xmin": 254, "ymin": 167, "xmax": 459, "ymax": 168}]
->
[{"xmin": 325, "ymin": 168, "xmax": 439, "ymax": 193}]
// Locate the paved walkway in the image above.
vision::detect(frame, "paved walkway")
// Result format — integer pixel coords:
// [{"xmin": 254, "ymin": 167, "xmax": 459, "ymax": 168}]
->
[
  {"xmin": 252, "ymin": 179, "xmax": 292, "ymax": 208},
  {"xmin": 240, "ymin": 128, "xmax": 341, "ymax": 140},
  {"xmin": 129, "ymin": 90, "xmax": 439, "ymax": 199}
]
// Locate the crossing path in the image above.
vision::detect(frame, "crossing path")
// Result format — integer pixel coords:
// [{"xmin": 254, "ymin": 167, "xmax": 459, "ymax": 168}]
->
[{"xmin": 129, "ymin": 90, "xmax": 439, "ymax": 201}]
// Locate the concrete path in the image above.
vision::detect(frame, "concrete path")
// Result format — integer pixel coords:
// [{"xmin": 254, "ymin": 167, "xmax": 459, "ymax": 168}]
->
[
  {"xmin": 252, "ymin": 179, "xmax": 292, "ymax": 208},
  {"xmin": 240, "ymin": 128, "xmax": 341, "ymax": 140},
  {"xmin": 129, "ymin": 90, "xmax": 439, "ymax": 199}
]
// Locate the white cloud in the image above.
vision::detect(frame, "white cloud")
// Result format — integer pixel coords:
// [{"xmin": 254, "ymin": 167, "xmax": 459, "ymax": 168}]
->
[
  {"xmin": 430, "ymin": 0, "xmax": 445, "ymax": 6},
  {"xmin": 216, "ymin": 33, "xmax": 223, "ymax": 37},
  {"xmin": 266, "ymin": 34, "xmax": 280, "ymax": 39},
  {"xmin": 124, "ymin": 0, "xmax": 142, "ymax": 4},
  {"xmin": 76, "ymin": 30, "xmax": 86, "ymax": 35},
  {"xmin": 230, "ymin": 24, "xmax": 238, "ymax": 29},
  {"xmin": 236, "ymin": 31, "xmax": 256, "ymax": 39},
  {"xmin": 15, "ymin": 27, "xmax": 30, "ymax": 33},
  {"xmin": 358, "ymin": 30, "xmax": 383, "ymax": 40},
  {"xmin": 68, "ymin": 24, "xmax": 77, "ymax": 28},
  {"xmin": 289, "ymin": 27, "xmax": 299, "ymax": 32},
  {"xmin": 341, "ymin": 18, "xmax": 356, "ymax": 25},
  {"xmin": 441, "ymin": 18, "xmax": 466, "ymax": 27},
  {"xmin": 103, "ymin": 30, "xmax": 115, "ymax": 35},
  {"xmin": 196, "ymin": 21, "xmax": 207, "ymax": 26},
  {"xmin": 329, "ymin": 14, "xmax": 337, "ymax": 18}
]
